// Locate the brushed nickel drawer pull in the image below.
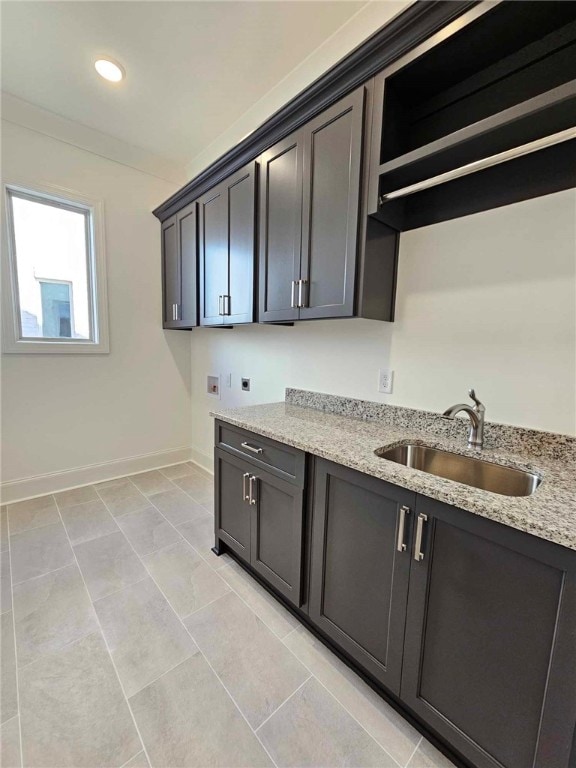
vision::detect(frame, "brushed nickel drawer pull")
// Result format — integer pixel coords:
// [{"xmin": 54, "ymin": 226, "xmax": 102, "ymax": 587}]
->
[
  {"xmin": 396, "ymin": 505, "xmax": 410, "ymax": 552},
  {"xmin": 241, "ymin": 442, "xmax": 263, "ymax": 455},
  {"xmin": 414, "ymin": 513, "xmax": 428, "ymax": 562}
]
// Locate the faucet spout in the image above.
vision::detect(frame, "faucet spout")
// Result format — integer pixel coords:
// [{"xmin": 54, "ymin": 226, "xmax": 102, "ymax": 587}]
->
[{"xmin": 442, "ymin": 391, "xmax": 485, "ymax": 450}]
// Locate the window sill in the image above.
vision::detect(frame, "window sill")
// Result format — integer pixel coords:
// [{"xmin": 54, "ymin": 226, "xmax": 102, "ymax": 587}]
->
[{"xmin": 2, "ymin": 339, "xmax": 110, "ymax": 354}]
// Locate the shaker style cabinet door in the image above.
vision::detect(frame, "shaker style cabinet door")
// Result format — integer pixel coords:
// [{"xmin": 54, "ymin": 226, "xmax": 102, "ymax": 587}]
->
[
  {"xmin": 258, "ymin": 132, "xmax": 304, "ymax": 323},
  {"xmin": 161, "ymin": 202, "xmax": 198, "ymax": 329},
  {"xmin": 214, "ymin": 448, "xmax": 252, "ymax": 559},
  {"xmin": 299, "ymin": 87, "xmax": 364, "ymax": 320},
  {"xmin": 198, "ymin": 186, "xmax": 228, "ymax": 326},
  {"xmin": 309, "ymin": 458, "xmax": 415, "ymax": 694},
  {"xmin": 401, "ymin": 496, "xmax": 576, "ymax": 768}
]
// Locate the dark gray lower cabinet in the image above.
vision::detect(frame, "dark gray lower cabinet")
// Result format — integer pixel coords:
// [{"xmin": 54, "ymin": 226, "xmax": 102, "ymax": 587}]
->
[
  {"xmin": 215, "ymin": 446, "xmax": 304, "ymax": 607},
  {"xmin": 309, "ymin": 459, "xmax": 415, "ymax": 695},
  {"xmin": 401, "ymin": 495, "xmax": 576, "ymax": 768},
  {"xmin": 214, "ymin": 430, "xmax": 576, "ymax": 768}
]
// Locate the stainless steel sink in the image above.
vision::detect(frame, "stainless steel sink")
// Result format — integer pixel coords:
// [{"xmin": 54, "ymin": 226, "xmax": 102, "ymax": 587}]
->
[{"xmin": 375, "ymin": 443, "xmax": 541, "ymax": 497}]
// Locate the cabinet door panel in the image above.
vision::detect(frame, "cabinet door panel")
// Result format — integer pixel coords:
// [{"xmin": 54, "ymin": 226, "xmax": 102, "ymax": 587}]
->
[
  {"xmin": 162, "ymin": 216, "xmax": 179, "ymax": 328},
  {"xmin": 309, "ymin": 459, "xmax": 414, "ymax": 694},
  {"xmin": 250, "ymin": 469, "xmax": 304, "ymax": 607},
  {"xmin": 228, "ymin": 164, "xmax": 256, "ymax": 324},
  {"xmin": 177, "ymin": 203, "xmax": 197, "ymax": 327},
  {"xmin": 199, "ymin": 189, "xmax": 227, "ymax": 326},
  {"xmin": 402, "ymin": 497, "xmax": 576, "ymax": 768},
  {"xmin": 215, "ymin": 449, "xmax": 251, "ymax": 560},
  {"xmin": 259, "ymin": 134, "xmax": 302, "ymax": 322},
  {"xmin": 300, "ymin": 88, "xmax": 364, "ymax": 320}
]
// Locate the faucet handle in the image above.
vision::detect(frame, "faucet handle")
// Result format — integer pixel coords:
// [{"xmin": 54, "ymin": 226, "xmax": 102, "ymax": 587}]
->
[{"xmin": 468, "ymin": 389, "xmax": 485, "ymax": 412}]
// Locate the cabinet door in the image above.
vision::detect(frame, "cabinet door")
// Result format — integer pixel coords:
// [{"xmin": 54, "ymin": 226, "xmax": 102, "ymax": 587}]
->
[
  {"xmin": 161, "ymin": 216, "xmax": 180, "ymax": 328},
  {"xmin": 402, "ymin": 496, "xmax": 576, "ymax": 768},
  {"xmin": 299, "ymin": 87, "xmax": 364, "ymax": 320},
  {"xmin": 176, "ymin": 202, "xmax": 197, "ymax": 327},
  {"xmin": 309, "ymin": 459, "xmax": 415, "ymax": 694},
  {"xmin": 227, "ymin": 163, "xmax": 256, "ymax": 324},
  {"xmin": 249, "ymin": 468, "xmax": 304, "ymax": 607},
  {"xmin": 214, "ymin": 449, "xmax": 251, "ymax": 560},
  {"xmin": 259, "ymin": 132, "xmax": 303, "ymax": 322},
  {"xmin": 199, "ymin": 186, "xmax": 228, "ymax": 326}
]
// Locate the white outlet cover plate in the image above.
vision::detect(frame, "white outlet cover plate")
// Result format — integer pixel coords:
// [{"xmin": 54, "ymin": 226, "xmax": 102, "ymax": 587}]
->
[{"xmin": 378, "ymin": 368, "xmax": 394, "ymax": 394}]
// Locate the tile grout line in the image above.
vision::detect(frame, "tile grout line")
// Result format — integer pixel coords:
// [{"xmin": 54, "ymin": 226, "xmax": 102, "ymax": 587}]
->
[
  {"xmin": 403, "ymin": 735, "xmax": 424, "ymax": 768},
  {"xmin": 100, "ymin": 483, "xmax": 281, "ymax": 768},
  {"xmin": 254, "ymin": 674, "xmax": 313, "ymax": 732},
  {"xmin": 10, "ymin": 560, "xmax": 76, "ymax": 589},
  {"xmin": 6, "ymin": 508, "xmax": 24, "ymax": 767},
  {"xmin": 53, "ymin": 494, "xmax": 153, "ymax": 768}
]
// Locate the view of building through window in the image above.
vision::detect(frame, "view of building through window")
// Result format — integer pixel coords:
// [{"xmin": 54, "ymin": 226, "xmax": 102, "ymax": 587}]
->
[{"xmin": 8, "ymin": 192, "xmax": 93, "ymax": 340}]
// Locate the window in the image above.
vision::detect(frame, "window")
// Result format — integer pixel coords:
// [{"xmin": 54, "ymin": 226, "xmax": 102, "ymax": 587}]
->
[{"xmin": 3, "ymin": 183, "xmax": 109, "ymax": 353}]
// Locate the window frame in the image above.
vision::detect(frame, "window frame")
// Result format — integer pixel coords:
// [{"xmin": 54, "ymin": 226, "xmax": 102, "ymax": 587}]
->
[{"xmin": 2, "ymin": 181, "xmax": 109, "ymax": 354}]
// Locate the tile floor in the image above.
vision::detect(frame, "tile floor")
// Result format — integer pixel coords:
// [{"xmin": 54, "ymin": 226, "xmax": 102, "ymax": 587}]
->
[{"xmin": 0, "ymin": 462, "xmax": 457, "ymax": 768}]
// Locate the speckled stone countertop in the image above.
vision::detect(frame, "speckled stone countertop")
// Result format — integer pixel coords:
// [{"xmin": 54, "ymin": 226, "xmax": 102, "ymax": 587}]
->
[{"xmin": 211, "ymin": 389, "xmax": 576, "ymax": 552}]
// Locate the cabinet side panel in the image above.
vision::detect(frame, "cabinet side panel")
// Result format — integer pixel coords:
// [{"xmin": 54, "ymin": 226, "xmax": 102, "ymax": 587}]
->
[
  {"xmin": 228, "ymin": 169, "xmax": 255, "ymax": 323},
  {"xmin": 179, "ymin": 207, "xmax": 197, "ymax": 326}
]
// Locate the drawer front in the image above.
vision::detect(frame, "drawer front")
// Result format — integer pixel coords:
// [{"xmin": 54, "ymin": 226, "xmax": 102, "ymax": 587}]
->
[{"xmin": 215, "ymin": 421, "xmax": 305, "ymax": 485}]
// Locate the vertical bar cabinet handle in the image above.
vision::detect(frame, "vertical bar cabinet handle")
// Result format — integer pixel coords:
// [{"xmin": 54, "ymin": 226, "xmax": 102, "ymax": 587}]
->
[
  {"xmin": 218, "ymin": 295, "xmax": 223, "ymax": 315},
  {"xmin": 291, "ymin": 280, "xmax": 296, "ymax": 308},
  {"xmin": 249, "ymin": 475, "xmax": 257, "ymax": 506},
  {"xmin": 414, "ymin": 513, "xmax": 428, "ymax": 562},
  {"xmin": 242, "ymin": 472, "xmax": 250, "ymax": 501},
  {"xmin": 298, "ymin": 279, "xmax": 308, "ymax": 308},
  {"xmin": 396, "ymin": 505, "xmax": 410, "ymax": 552}
]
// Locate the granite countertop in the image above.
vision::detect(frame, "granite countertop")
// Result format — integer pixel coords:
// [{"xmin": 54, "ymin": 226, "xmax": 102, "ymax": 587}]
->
[{"xmin": 210, "ymin": 391, "xmax": 576, "ymax": 552}]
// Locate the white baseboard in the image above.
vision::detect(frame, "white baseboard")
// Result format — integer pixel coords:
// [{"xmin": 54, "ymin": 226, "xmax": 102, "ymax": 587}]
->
[
  {"xmin": 189, "ymin": 445, "xmax": 214, "ymax": 476},
  {"xmin": 0, "ymin": 446, "xmax": 193, "ymax": 504}
]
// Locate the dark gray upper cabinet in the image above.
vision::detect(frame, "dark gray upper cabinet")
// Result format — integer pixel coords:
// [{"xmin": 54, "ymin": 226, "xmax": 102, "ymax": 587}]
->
[
  {"xmin": 309, "ymin": 459, "xmax": 415, "ymax": 695},
  {"xmin": 161, "ymin": 201, "xmax": 198, "ymax": 330},
  {"xmin": 259, "ymin": 87, "xmax": 398, "ymax": 323},
  {"xmin": 401, "ymin": 495, "xmax": 576, "ymax": 768},
  {"xmin": 199, "ymin": 162, "xmax": 257, "ymax": 326}
]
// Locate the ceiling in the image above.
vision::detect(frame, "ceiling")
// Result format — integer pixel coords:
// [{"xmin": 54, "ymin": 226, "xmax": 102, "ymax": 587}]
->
[{"xmin": 1, "ymin": 1, "xmax": 368, "ymax": 167}]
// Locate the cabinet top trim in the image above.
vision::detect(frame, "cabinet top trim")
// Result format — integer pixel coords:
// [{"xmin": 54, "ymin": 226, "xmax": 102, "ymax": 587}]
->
[{"xmin": 152, "ymin": 0, "xmax": 476, "ymax": 222}]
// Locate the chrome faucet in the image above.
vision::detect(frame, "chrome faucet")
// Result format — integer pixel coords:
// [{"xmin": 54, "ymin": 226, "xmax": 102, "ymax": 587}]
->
[{"xmin": 443, "ymin": 389, "xmax": 485, "ymax": 450}]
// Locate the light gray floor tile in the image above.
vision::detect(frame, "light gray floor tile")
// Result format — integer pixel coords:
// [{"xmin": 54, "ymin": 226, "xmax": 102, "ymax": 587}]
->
[
  {"xmin": 1, "ymin": 508, "xmax": 8, "ymax": 552},
  {"xmin": 284, "ymin": 625, "xmax": 421, "ymax": 765},
  {"xmin": 10, "ymin": 522, "xmax": 74, "ymax": 584},
  {"xmin": 94, "ymin": 477, "xmax": 130, "ymax": 491},
  {"xmin": 116, "ymin": 507, "xmax": 181, "ymax": 556},
  {"xmin": 96, "ymin": 481, "xmax": 150, "ymax": 518},
  {"xmin": 74, "ymin": 531, "xmax": 147, "ymax": 602},
  {"xmin": 184, "ymin": 591, "xmax": 308, "ymax": 728},
  {"xmin": 129, "ymin": 471, "xmax": 173, "ymax": 496},
  {"xmin": 0, "ymin": 716, "xmax": 21, "ymax": 768},
  {"xmin": 148, "ymin": 489, "xmax": 206, "ymax": 526},
  {"xmin": 142, "ymin": 540, "xmax": 229, "ymax": 618},
  {"xmin": 122, "ymin": 750, "xmax": 150, "ymax": 768},
  {"xmin": 407, "ymin": 739, "xmax": 457, "ymax": 768},
  {"xmin": 1, "ymin": 550, "xmax": 12, "ymax": 614},
  {"xmin": 159, "ymin": 463, "xmax": 196, "ymax": 480},
  {"xmin": 1, "ymin": 611, "xmax": 18, "ymax": 724},
  {"xmin": 60, "ymin": 499, "xmax": 119, "ymax": 545},
  {"xmin": 258, "ymin": 677, "xmax": 397, "ymax": 767},
  {"xmin": 186, "ymin": 463, "xmax": 213, "ymax": 481},
  {"xmin": 130, "ymin": 654, "xmax": 272, "ymax": 768},
  {"xmin": 177, "ymin": 514, "xmax": 215, "ymax": 559},
  {"xmin": 19, "ymin": 632, "xmax": 141, "ymax": 768},
  {"xmin": 221, "ymin": 560, "xmax": 299, "ymax": 638},
  {"xmin": 200, "ymin": 547, "xmax": 233, "ymax": 571},
  {"xmin": 94, "ymin": 577, "xmax": 196, "ymax": 697},
  {"xmin": 54, "ymin": 485, "xmax": 99, "ymax": 509},
  {"xmin": 7, "ymin": 496, "xmax": 59, "ymax": 536},
  {"xmin": 13, "ymin": 564, "xmax": 97, "ymax": 668},
  {"xmin": 173, "ymin": 475, "xmax": 213, "ymax": 505}
]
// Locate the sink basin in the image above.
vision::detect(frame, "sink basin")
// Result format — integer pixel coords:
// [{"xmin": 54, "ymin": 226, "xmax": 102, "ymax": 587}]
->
[{"xmin": 375, "ymin": 443, "xmax": 541, "ymax": 497}]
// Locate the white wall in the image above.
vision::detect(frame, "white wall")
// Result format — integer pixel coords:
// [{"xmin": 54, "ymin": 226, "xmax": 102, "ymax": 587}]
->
[
  {"xmin": 189, "ymin": 190, "xmax": 576, "ymax": 469},
  {"xmin": 1, "ymin": 121, "xmax": 192, "ymax": 497}
]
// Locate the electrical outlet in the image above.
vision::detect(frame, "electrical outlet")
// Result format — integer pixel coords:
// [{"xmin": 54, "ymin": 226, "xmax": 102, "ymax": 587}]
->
[
  {"xmin": 378, "ymin": 368, "xmax": 394, "ymax": 394},
  {"xmin": 241, "ymin": 378, "xmax": 251, "ymax": 392}
]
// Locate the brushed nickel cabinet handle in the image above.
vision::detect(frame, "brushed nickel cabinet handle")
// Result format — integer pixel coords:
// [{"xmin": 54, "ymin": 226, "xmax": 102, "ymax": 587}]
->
[
  {"xmin": 298, "ymin": 279, "xmax": 308, "ymax": 308},
  {"xmin": 242, "ymin": 472, "xmax": 250, "ymax": 501},
  {"xmin": 249, "ymin": 475, "xmax": 257, "ymax": 506},
  {"xmin": 396, "ymin": 505, "xmax": 410, "ymax": 552},
  {"xmin": 218, "ymin": 295, "xmax": 223, "ymax": 315},
  {"xmin": 224, "ymin": 295, "xmax": 231, "ymax": 316},
  {"xmin": 241, "ymin": 442, "xmax": 263, "ymax": 455},
  {"xmin": 291, "ymin": 280, "xmax": 297, "ymax": 308},
  {"xmin": 414, "ymin": 513, "xmax": 428, "ymax": 562}
]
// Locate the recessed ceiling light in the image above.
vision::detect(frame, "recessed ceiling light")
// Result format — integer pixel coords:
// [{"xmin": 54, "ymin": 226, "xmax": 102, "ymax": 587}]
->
[{"xmin": 94, "ymin": 58, "xmax": 125, "ymax": 83}]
